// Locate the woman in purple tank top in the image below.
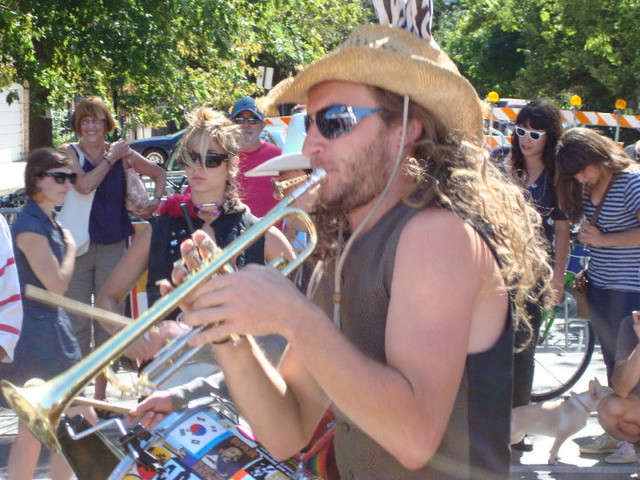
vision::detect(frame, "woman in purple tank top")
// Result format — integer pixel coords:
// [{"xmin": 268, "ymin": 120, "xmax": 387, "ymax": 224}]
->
[{"xmin": 59, "ymin": 96, "xmax": 166, "ymax": 407}]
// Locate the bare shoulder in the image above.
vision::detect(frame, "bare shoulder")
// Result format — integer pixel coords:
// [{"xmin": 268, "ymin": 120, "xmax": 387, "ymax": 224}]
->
[
  {"xmin": 59, "ymin": 143, "xmax": 77, "ymax": 159},
  {"xmin": 16, "ymin": 231, "xmax": 48, "ymax": 250},
  {"xmin": 402, "ymin": 207, "xmax": 504, "ymax": 284},
  {"xmin": 393, "ymin": 207, "xmax": 507, "ymax": 352},
  {"xmin": 400, "ymin": 207, "xmax": 480, "ymax": 258}
]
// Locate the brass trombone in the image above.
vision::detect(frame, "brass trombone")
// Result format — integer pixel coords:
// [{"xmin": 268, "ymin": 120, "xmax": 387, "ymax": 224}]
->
[{"xmin": 0, "ymin": 168, "xmax": 326, "ymax": 452}]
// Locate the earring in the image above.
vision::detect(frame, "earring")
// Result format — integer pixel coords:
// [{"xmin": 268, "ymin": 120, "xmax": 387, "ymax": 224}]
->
[{"xmin": 32, "ymin": 190, "xmax": 46, "ymax": 203}]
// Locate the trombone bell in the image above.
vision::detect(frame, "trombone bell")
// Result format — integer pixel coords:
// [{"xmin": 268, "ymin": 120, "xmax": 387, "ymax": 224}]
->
[{"xmin": 0, "ymin": 378, "xmax": 66, "ymax": 452}]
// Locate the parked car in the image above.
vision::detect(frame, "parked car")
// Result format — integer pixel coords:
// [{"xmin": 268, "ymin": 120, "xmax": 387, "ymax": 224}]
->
[
  {"xmin": 496, "ymin": 98, "xmax": 528, "ymax": 109},
  {"xmin": 129, "ymin": 130, "xmax": 185, "ymax": 166}
]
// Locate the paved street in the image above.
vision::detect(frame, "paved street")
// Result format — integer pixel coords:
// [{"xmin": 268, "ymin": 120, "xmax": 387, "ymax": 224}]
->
[{"xmin": 1, "ymin": 351, "xmax": 639, "ymax": 479}]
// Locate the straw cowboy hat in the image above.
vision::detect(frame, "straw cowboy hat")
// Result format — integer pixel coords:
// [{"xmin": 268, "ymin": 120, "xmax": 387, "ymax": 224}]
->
[{"xmin": 261, "ymin": 24, "xmax": 484, "ymax": 145}]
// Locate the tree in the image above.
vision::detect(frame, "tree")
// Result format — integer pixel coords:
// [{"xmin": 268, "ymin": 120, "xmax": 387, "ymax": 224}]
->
[
  {"xmin": 0, "ymin": 0, "xmax": 372, "ymax": 149},
  {"xmin": 434, "ymin": 0, "xmax": 640, "ymax": 113}
]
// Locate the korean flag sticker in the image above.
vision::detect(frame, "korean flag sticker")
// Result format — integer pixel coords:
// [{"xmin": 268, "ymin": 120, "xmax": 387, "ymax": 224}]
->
[{"xmin": 168, "ymin": 410, "xmax": 231, "ymax": 457}]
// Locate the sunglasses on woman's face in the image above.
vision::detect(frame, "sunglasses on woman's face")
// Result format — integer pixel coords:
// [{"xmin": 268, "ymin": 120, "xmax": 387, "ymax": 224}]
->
[
  {"xmin": 179, "ymin": 150, "xmax": 230, "ymax": 168},
  {"xmin": 515, "ymin": 126, "xmax": 547, "ymax": 141},
  {"xmin": 304, "ymin": 105, "xmax": 384, "ymax": 140},
  {"xmin": 38, "ymin": 172, "xmax": 77, "ymax": 185}
]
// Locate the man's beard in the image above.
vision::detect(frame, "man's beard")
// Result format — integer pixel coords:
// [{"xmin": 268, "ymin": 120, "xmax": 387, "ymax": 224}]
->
[{"xmin": 322, "ymin": 137, "xmax": 393, "ymax": 214}]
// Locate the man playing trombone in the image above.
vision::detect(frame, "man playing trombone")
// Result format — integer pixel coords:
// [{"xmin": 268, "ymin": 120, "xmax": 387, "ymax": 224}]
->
[{"xmin": 131, "ymin": 2, "xmax": 552, "ymax": 478}]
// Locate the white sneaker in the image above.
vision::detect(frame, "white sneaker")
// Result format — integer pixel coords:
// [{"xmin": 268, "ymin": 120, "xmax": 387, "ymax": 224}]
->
[
  {"xmin": 580, "ymin": 433, "xmax": 620, "ymax": 454},
  {"xmin": 605, "ymin": 442, "xmax": 638, "ymax": 464}
]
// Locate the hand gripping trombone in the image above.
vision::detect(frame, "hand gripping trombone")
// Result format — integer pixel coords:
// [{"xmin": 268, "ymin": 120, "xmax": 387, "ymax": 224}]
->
[{"xmin": 0, "ymin": 168, "xmax": 326, "ymax": 453}]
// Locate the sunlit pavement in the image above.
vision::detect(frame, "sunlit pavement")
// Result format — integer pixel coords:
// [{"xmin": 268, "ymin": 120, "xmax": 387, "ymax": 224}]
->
[{"xmin": 1, "ymin": 354, "xmax": 638, "ymax": 479}]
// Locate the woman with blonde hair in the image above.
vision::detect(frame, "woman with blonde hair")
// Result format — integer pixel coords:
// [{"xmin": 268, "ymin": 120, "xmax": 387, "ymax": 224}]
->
[{"xmin": 96, "ymin": 106, "xmax": 294, "ymax": 382}]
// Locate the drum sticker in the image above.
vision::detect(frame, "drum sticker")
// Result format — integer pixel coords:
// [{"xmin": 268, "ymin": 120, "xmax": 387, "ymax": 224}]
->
[
  {"xmin": 153, "ymin": 458, "xmax": 201, "ymax": 480},
  {"xmin": 244, "ymin": 458, "xmax": 295, "ymax": 480},
  {"xmin": 187, "ymin": 435, "xmax": 260, "ymax": 479},
  {"xmin": 150, "ymin": 444, "xmax": 179, "ymax": 464},
  {"xmin": 168, "ymin": 410, "xmax": 231, "ymax": 457}
]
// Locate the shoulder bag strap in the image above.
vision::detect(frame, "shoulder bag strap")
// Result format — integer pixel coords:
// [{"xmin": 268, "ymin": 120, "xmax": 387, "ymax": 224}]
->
[
  {"xmin": 582, "ymin": 173, "xmax": 618, "ymax": 253},
  {"xmin": 589, "ymin": 173, "xmax": 618, "ymax": 226}
]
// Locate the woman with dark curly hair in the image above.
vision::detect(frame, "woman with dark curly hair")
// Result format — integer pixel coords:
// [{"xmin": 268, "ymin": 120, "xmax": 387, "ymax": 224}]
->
[{"xmin": 494, "ymin": 99, "xmax": 571, "ymax": 450}]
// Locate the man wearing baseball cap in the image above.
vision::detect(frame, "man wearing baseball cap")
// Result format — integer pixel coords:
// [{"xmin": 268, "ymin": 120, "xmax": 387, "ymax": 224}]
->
[
  {"xmin": 230, "ymin": 96, "xmax": 282, "ymax": 217},
  {"xmin": 133, "ymin": 1, "xmax": 552, "ymax": 478}
]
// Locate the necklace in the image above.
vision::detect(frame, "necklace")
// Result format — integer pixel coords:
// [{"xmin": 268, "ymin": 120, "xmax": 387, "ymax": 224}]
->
[
  {"xmin": 195, "ymin": 202, "xmax": 223, "ymax": 217},
  {"xmin": 527, "ymin": 169, "xmax": 547, "ymax": 199}
]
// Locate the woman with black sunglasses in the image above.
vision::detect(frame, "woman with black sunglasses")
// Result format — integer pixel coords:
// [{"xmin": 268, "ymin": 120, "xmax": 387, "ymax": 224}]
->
[
  {"xmin": 96, "ymin": 106, "xmax": 294, "ymax": 387},
  {"xmin": 0, "ymin": 148, "xmax": 97, "ymax": 480},
  {"xmin": 499, "ymin": 100, "xmax": 571, "ymax": 450}
]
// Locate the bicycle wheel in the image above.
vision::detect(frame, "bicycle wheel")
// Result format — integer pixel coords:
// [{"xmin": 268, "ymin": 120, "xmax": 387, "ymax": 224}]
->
[{"xmin": 531, "ymin": 304, "xmax": 595, "ymax": 402}]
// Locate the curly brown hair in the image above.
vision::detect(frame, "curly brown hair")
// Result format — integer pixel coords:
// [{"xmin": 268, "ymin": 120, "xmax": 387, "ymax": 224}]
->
[
  {"xmin": 510, "ymin": 99, "xmax": 564, "ymax": 184},
  {"xmin": 312, "ymin": 87, "xmax": 553, "ymax": 333}
]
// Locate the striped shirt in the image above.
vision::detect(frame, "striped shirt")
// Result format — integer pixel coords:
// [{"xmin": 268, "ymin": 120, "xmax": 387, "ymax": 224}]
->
[
  {"xmin": 584, "ymin": 169, "xmax": 640, "ymax": 292},
  {"xmin": 0, "ymin": 214, "xmax": 22, "ymax": 361}
]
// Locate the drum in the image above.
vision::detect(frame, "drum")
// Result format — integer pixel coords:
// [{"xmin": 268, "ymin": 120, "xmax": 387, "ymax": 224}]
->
[{"xmin": 108, "ymin": 396, "xmax": 319, "ymax": 480}]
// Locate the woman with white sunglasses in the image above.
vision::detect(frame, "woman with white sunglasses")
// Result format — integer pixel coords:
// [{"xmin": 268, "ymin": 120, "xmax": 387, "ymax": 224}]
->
[{"xmin": 503, "ymin": 100, "xmax": 571, "ymax": 450}]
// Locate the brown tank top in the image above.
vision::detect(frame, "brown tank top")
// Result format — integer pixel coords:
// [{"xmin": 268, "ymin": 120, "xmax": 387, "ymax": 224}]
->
[{"xmin": 311, "ymin": 201, "xmax": 512, "ymax": 480}]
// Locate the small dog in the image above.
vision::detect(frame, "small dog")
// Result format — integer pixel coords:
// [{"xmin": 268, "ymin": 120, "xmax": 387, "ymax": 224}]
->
[{"xmin": 510, "ymin": 378, "xmax": 613, "ymax": 464}]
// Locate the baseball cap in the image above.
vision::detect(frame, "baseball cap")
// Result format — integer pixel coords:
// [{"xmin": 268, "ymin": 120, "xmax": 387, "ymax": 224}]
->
[{"xmin": 230, "ymin": 96, "xmax": 264, "ymax": 120}]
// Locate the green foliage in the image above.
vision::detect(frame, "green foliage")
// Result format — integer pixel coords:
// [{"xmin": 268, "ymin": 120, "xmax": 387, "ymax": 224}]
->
[
  {"xmin": 6, "ymin": 0, "xmax": 637, "ymax": 143},
  {"xmin": 434, "ymin": 0, "xmax": 640, "ymax": 113},
  {"xmin": 0, "ymin": 0, "xmax": 372, "ymax": 137}
]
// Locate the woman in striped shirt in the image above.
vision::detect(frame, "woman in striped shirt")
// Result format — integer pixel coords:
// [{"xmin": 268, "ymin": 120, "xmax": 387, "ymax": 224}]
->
[{"xmin": 556, "ymin": 127, "xmax": 640, "ymax": 382}]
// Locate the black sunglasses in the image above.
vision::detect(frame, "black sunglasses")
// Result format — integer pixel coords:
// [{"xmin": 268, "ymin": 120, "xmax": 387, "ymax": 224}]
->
[
  {"xmin": 38, "ymin": 172, "xmax": 77, "ymax": 185},
  {"xmin": 179, "ymin": 150, "xmax": 230, "ymax": 169},
  {"xmin": 304, "ymin": 105, "xmax": 384, "ymax": 139},
  {"xmin": 233, "ymin": 117, "xmax": 260, "ymax": 125}
]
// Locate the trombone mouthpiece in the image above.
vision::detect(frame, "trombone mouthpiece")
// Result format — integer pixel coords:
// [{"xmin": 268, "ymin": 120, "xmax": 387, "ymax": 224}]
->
[{"xmin": 290, "ymin": 168, "xmax": 327, "ymax": 201}]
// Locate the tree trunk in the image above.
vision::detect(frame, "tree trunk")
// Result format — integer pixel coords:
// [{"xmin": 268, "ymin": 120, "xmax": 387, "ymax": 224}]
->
[{"xmin": 28, "ymin": 87, "xmax": 53, "ymax": 150}]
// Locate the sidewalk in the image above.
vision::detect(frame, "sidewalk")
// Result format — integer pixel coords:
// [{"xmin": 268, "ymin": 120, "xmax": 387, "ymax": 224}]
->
[
  {"xmin": 511, "ymin": 414, "xmax": 638, "ymax": 479},
  {"xmin": 1, "ymin": 368, "xmax": 639, "ymax": 479},
  {"xmin": 511, "ymin": 356, "xmax": 638, "ymax": 480}
]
